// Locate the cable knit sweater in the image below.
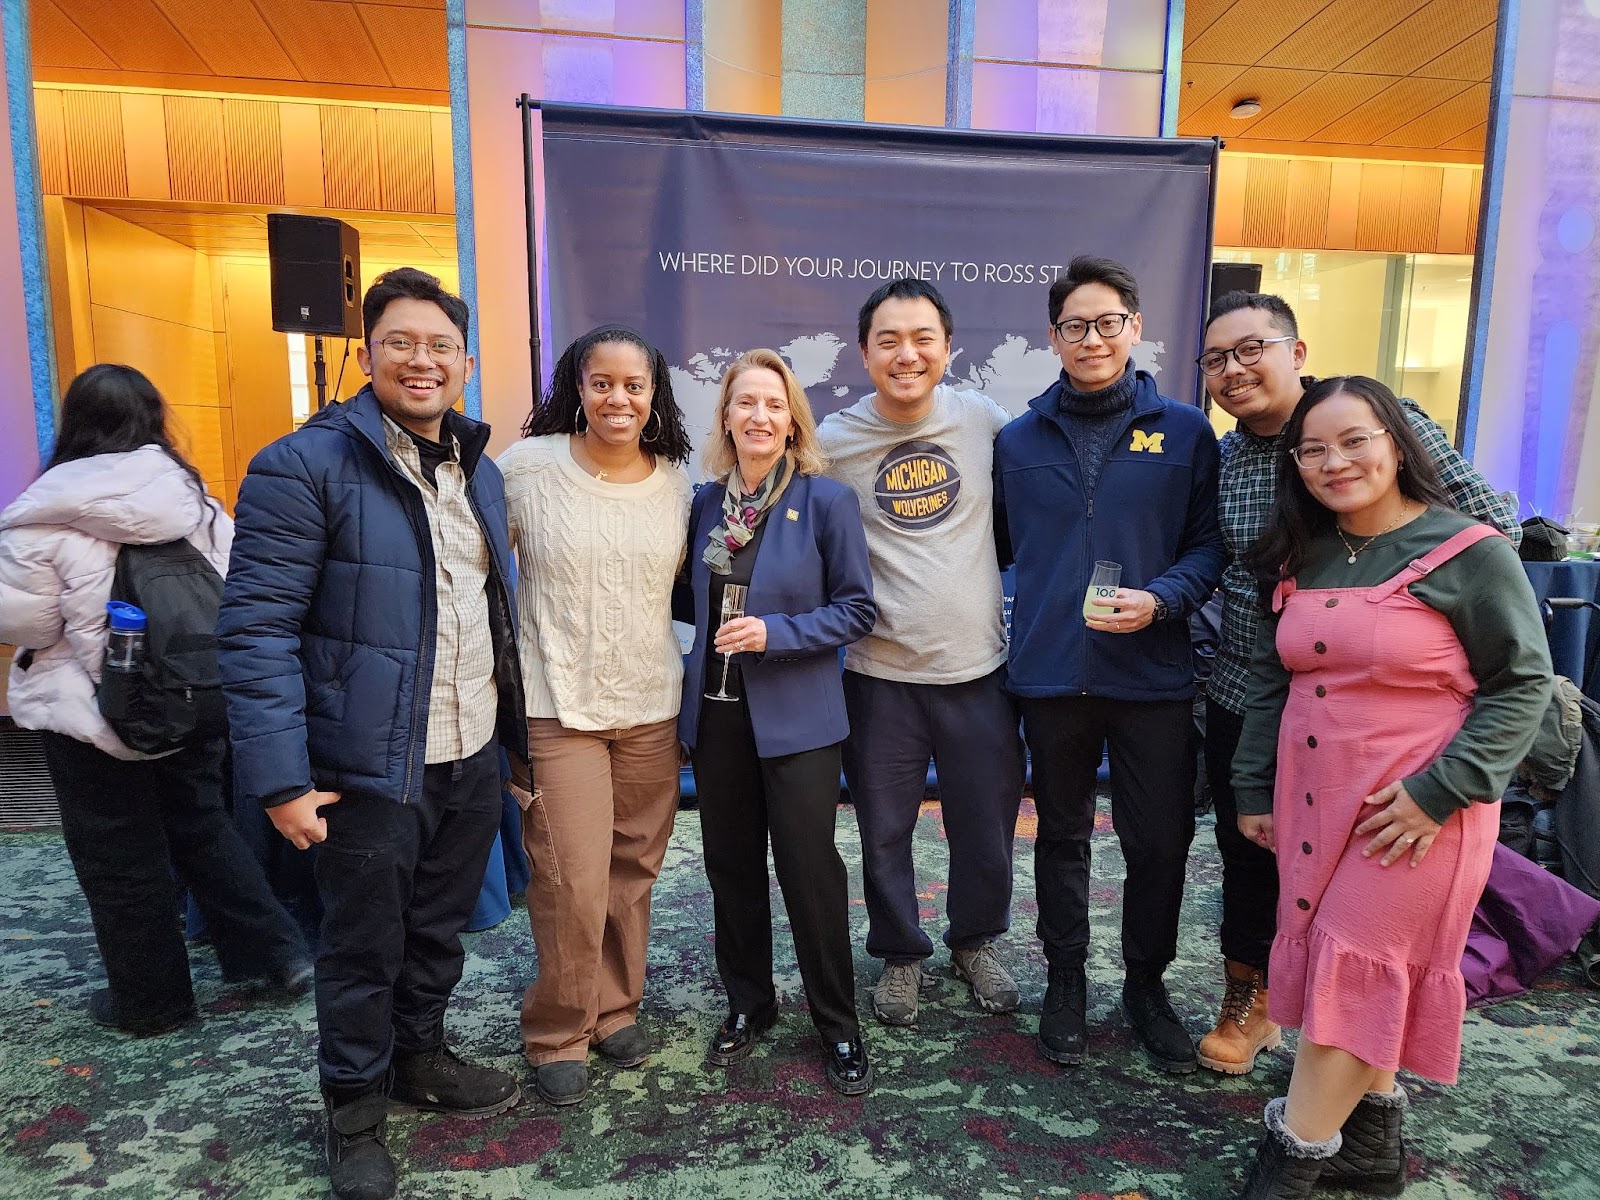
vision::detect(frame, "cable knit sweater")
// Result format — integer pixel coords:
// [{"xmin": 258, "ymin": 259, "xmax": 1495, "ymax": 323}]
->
[
  {"xmin": 0, "ymin": 446, "xmax": 232, "ymax": 759},
  {"xmin": 496, "ymin": 434, "xmax": 692, "ymax": 731}
]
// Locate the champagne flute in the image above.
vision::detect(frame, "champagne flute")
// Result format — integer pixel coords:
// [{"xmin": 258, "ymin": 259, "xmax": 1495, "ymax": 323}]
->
[{"xmin": 706, "ymin": 583, "xmax": 749, "ymax": 702}]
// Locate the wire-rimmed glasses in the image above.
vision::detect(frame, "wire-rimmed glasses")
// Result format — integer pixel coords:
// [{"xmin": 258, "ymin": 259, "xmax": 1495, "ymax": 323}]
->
[{"xmin": 1290, "ymin": 428, "xmax": 1390, "ymax": 469}]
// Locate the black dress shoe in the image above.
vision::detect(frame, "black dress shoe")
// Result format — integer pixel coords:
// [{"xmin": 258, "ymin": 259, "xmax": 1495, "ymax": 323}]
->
[
  {"xmin": 706, "ymin": 1008, "xmax": 777, "ymax": 1067},
  {"xmin": 824, "ymin": 1037, "xmax": 873, "ymax": 1096}
]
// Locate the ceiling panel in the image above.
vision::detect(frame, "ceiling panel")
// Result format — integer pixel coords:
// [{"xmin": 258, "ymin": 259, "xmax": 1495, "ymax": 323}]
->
[
  {"xmin": 152, "ymin": 0, "xmax": 302, "ymax": 80},
  {"xmin": 1441, "ymin": 124, "xmax": 1487, "ymax": 153},
  {"xmin": 31, "ymin": 0, "xmax": 117, "ymax": 70},
  {"xmin": 1339, "ymin": 0, "xmax": 1495, "ymax": 77},
  {"xmin": 92, "ymin": 203, "xmax": 454, "ymax": 262},
  {"xmin": 1182, "ymin": 65, "xmax": 1325, "ymax": 134},
  {"xmin": 54, "ymin": 0, "xmax": 210, "ymax": 74},
  {"xmin": 1306, "ymin": 76, "xmax": 1471, "ymax": 146},
  {"xmin": 359, "ymin": 4, "xmax": 449, "ymax": 93},
  {"xmin": 260, "ymin": 1, "xmax": 393, "ymax": 86},
  {"xmin": 1180, "ymin": 0, "xmax": 1497, "ymax": 161},
  {"xmin": 1414, "ymin": 25, "xmax": 1495, "ymax": 82},
  {"xmin": 36, "ymin": 1, "xmax": 447, "ymax": 103},
  {"xmin": 1258, "ymin": 0, "xmax": 1432, "ymax": 72},
  {"xmin": 1244, "ymin": 71, "xmax": 1396, "ymax": 143},
  {"xmin": 1184, "ymin": 0, "xmax": 1332, "ymax": 68},
  {"xmin": 1375, "ymin": 83, "xmax": 1490, "ymax": 148},
  {"xmin": 1177, "ymin": 61, "xmax": 1247, "ymax": 121}
]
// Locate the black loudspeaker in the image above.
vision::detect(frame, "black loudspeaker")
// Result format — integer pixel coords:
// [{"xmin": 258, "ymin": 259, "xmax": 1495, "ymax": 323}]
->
[
  {"xmin": 1210, "ymin": 261, "xmax": 1263, "ymax": 300},
  {"xmin": 267, "ymin": 214, "xmax": 362, "ymax": 338}
]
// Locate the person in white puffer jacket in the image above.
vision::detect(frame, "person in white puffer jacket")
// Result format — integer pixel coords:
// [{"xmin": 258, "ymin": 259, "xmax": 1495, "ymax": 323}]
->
[{"xmin": 0, "ymin": 363, "xmax": 311, "ymax": 1037}]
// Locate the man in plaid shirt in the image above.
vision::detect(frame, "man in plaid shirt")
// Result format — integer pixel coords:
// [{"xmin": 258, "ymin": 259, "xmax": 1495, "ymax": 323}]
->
[{"xmin": 1192, "ymin": 291, "xmax": 1520, "ymax": 1077}]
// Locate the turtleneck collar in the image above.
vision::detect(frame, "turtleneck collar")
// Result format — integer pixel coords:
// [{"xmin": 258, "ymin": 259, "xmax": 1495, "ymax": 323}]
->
[{"xmin": 1057, "ymin": 366, "xmax": 1137, "ymax": 417}]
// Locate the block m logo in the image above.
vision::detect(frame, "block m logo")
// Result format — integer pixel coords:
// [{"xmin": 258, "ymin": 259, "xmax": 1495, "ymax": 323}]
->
[{"xmin": 1129, "ymin": 430, "xmax": 1165, "ymax": 454}]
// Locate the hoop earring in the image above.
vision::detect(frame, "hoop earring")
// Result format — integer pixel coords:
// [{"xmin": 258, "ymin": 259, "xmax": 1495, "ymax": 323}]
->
[
  {"xmin": 575, "ymin": 408, "xmax": 588, "ymax": 433},
  {"xmin": 641, "ymin": 410, "xmax": 662, "ymax": 444}
]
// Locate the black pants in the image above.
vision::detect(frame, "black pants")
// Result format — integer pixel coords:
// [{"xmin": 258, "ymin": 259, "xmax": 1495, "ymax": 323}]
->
[
  {"xmin": 1204, "ymin": 698, "xmax": 1279, "ymax": 977},
  {"xmin": 41, "ymin": 732, "xmax": 307, "ymax": 1028},
  {"xmin": 841, "ymin": 667, "xmax": 1024, "ymax": 963},
  {"xmin": 692, "ymin": 698, "xmax": 859, "ymax": 1044},
  {"xmin": 1021, "ymin": 696, "xmax": 1197, "ymax": 976},
  {"xmin": 314, "ymin": 738, "xmax": 501, "ymax": 1100}
]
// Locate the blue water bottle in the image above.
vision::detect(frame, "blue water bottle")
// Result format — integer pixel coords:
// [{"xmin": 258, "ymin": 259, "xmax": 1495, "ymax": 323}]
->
[{"xmin": 105, "ymin": 601, "xmax": 148, "ymax": 672}]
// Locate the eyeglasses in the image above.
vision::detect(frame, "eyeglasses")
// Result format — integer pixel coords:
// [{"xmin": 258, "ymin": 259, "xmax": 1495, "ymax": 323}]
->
[
  {"xmin": 1290, "ymin": 428, "xmax": 1390, "ymax": 468},
  {"xmin": 1195, "ymin": 336, "xmax": 1295, "ymax": 376},
  {"xmin": 376, "ymin": 335, "xmax": 464, "ymax": 366},
  {"xmin": 1052, "ymin": 312, "xmax": 1133, "ymax": 343}
]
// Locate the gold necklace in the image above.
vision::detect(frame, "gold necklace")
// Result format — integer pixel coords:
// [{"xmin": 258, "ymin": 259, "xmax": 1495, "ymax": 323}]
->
[
  {"xmin": 1336, "ymin": 502, "xmax": 1411, "ymax": 564},
  {"xmin": 577, "ymin": 433, "xmax": 640, "ymax": 483}
]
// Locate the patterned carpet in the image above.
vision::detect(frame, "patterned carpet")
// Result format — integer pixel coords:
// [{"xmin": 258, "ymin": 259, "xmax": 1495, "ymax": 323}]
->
[{"xmin": 3, "ymin": 800, "xmax": 1599, "ymax": 1200}]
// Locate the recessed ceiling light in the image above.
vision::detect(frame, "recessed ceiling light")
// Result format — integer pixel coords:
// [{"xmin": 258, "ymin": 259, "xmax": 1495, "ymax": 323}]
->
[{"xmin": 1230, "ymin": 99, "xmax": 1262, "ymax": 119}]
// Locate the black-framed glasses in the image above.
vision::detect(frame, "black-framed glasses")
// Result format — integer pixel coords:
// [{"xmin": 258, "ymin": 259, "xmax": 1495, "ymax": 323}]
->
[
  {"xmin": 1052, "ymin": 312, "xmax": 1133, "ymax": 343},
  {"xmin": 1195, "ymin": 335, "xmax": 1294, "ymax": 376},
  {"xmin": 376, "ymin": 335, "xmax": 464, "ymax": 366},
  {"xmin": 1290, "ymin": 428, "xmax": 1389, "ymax": 468}
]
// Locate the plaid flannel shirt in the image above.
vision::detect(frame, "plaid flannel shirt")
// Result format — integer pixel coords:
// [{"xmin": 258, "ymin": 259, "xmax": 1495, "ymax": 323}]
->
[{"xmin": 1208, "ymin": 394, "xmax": 1522, "ymax": 716}]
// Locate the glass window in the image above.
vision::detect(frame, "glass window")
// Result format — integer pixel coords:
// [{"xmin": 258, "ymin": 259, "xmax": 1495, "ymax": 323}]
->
[{"xmin": 1211, "ymin": 248, "xmax": 1474, "ymax": 440}]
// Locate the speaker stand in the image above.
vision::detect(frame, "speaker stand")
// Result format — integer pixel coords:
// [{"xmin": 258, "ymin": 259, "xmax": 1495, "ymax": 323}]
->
[{"xmin": 313, "ymin": 335, "xmax": 328, "ymax": 409}]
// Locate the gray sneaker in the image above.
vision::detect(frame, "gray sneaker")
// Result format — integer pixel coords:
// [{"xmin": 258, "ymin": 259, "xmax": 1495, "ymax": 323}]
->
[
  {"xmin": 952, "ymin": 943, "xmax": 1021, "ymax": 1014},
  {"xmin": 871, "ymin": 962, "xmax": 939, "ymax": 1026}
]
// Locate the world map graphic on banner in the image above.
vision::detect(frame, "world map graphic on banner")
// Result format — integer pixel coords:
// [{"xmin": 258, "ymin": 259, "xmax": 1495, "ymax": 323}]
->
[{"xmin": 669, "ymin": 333, "xmax": 1166, "ymax": 468}]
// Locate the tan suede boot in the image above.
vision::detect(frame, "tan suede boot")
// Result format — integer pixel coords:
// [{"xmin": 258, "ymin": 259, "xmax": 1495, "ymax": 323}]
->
[{"xmin": 1198, "ymin": 959, "xmax": 1282, "ymax": 1075}]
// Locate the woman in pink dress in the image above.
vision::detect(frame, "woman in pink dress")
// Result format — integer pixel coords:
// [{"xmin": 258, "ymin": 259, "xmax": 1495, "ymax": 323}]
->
[{"xmin": 1228, "ymin": 376, "xmax": 1551, "ymax": 1198}]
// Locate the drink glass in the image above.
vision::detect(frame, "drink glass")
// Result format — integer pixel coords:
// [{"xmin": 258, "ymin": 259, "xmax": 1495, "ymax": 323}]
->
[
  {"xmin": 705, "ymin": 583, "xmax": 749, "ymax": 701},
  {"xmin": 1082, "ymin": 560, "xmax": 1122, "ymax": 620}
]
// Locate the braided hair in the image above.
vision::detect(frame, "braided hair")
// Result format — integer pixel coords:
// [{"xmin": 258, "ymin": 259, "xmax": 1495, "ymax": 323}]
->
[{"xmin": 521, "ymin": 325, "xmax": 692, "ymax": 465}]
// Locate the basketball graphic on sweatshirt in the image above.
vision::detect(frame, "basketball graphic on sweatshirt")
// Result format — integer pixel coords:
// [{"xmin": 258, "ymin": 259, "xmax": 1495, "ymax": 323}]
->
[{"xmin": 873, "ymin": 440, "xmax": 961, "ymax": 530}]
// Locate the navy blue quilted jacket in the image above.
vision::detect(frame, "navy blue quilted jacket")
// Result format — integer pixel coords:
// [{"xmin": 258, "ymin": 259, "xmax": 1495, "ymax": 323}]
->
[{"xmin": 218, "ymin": 385, "xmax": 527, "ymax": 809}]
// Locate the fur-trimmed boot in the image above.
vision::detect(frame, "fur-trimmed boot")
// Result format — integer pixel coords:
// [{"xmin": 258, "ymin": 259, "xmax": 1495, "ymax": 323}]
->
[
  {"xmin": 1316, "ymin": 1084, "xmax": 1407, "ymax": 1195},
  {"xmin": 1236, "ymin": 1097, "xmax": 1342, "ymax": 1200}
]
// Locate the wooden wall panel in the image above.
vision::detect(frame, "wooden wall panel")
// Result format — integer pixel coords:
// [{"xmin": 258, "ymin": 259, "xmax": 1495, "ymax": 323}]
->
[
  {"xmin": 34, "ymin": 90, "xmax": 70, "ymax": 195},
  {"xmin": 35, "ymin": 85, "xmax": 449, "ymax": 219},
  {"xmin": 1397, "ymin": 165, "xmax": 1445, "ymax": 253},
  {"xmin": 319, "ymin": 105, "xmax": 382, "ymax": 211},
  {"xmin": 430, "ymin": 111, "xmax": 454, "ymax": 216},
  {"xmin": 62, "ymin": 90, "xmax": 127, "ymax": 198},
  {"xmin": 1354, "ymin": 163, "xmax": 1404, "ymax": 251},
  {"xmin": 280, "ymin": 103, "xmax": 326, "ymax": 207},
  {"xmin": 224, "ymin": 99, "xmax": 286, "ymax": 206},
  {"xmin": 1240, "ymin": 156, "xmax": 1289, "ymax": 246},
  {"xmin": 164, "ymin": 95, "xmax": 228, "ymax": 201},
  {"xmin": 1284, "ymin": 158, "xmax": 1331, "ymax": 247},
  {"xmin": 1217, "ymin": 152, "xmax": 1481, "ymax": 256},
  {"xmin": 120, "ymin": 93, "xmax": 170, "ymax": 200},
  {"xmin": 377, "ymin": 109, "xmax": 434, "ymax": 214}
]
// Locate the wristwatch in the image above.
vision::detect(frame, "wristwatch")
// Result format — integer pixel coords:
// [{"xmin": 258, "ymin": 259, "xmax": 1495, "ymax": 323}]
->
[{"xmin": 1150, "ymin": 594, "xmax": 1169, "ymax": 622}]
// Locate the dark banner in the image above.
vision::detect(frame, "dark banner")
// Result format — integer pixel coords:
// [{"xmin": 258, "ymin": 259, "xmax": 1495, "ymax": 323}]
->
[{"xmin": 538, "ymin": 104, "xmax": 1217, "ymax": 461}]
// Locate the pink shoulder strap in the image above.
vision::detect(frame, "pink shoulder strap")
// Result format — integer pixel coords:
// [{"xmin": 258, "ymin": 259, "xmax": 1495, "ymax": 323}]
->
[
  {"xmin": 1270, "ymin": 576, "xmax": 1297, "ymax": 614},
  {"xmin": 1367, "ymin": 522, "xmax": 1507, "ymax": 603}
]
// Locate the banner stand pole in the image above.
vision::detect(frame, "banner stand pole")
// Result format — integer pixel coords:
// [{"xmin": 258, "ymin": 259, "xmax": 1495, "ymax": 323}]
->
[{"xmin": 516, "ymin": 94, "xmax": 543, "ymax": 402}]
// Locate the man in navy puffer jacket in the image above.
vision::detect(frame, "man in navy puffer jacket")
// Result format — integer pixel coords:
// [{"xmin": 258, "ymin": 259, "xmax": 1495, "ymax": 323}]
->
[
  {"xmin": 218, "ymin": 268, "xmax": 529, "ymax": 1200},
  {"xmin": 995, "ymin": 255, "xmax": 1224, "ymax": 1078}
]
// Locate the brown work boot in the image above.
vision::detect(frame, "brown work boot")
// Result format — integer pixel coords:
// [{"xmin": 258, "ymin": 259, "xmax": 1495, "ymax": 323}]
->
[{"xmin": 1198, "ymin": 959, "xmax": 1282, "ymax": 1076}]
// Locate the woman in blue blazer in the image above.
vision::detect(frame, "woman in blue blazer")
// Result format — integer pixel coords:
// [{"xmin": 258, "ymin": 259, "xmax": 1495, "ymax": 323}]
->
[{"xmin": 679, "ymin": 349, "xmax": 877, "ymax": 1095}]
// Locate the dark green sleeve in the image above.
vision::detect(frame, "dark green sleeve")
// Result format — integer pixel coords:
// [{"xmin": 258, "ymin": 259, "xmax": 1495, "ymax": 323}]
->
[
  {"xmin": 1231, "ymin": 604, "xmax": 1292, "ymax": 817},
  {"xmin": 1401, "ymin": 536, "xmax": 1553, "ymax": 823}
]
